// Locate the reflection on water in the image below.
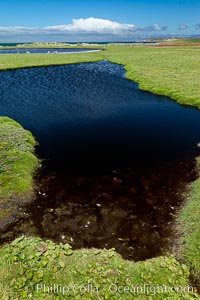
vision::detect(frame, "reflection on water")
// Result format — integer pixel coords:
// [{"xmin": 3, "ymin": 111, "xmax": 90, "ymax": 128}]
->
[{"xmin": 0, "ymin": 61, "xmax": 200, "ymax": 260}]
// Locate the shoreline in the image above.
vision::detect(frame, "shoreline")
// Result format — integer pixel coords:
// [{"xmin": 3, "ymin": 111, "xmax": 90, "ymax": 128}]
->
[{"xmin": 0, "ymin": 49, "xmax": 103, "ymax": 55}]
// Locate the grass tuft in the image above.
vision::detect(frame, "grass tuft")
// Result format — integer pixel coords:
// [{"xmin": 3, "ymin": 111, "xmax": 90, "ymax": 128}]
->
[
  {"xmin": 0, "ymin": 117, "xmax": 38, "ymax": 226},
  {"xmin": 0, "ymin": 235, "xmax": 197, "ymax": 299}
]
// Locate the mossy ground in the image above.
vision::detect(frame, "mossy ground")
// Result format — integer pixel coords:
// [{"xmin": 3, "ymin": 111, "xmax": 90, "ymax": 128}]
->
[
  {"xmin": 0, "ymin": 44, "xmax": 200, "ymax": 298},
  {"xmin": 0, "ymin": 117, "xmax": 38, "ymax": 227},
  {"xmin": 176, "ymin": 163, "xmax": 200, "ymax": 291},
  {"xmin": 0, "ymin": 235, "xmax": 198, "ymax": 299}
]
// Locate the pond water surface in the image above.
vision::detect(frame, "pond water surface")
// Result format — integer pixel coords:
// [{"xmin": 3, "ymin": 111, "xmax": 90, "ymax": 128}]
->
[
  {"xmin": 0, "ymin": 61, "xmax": 200, "ymax": 260},
  {"xmin": 0, "ymin": 48, "xmax": 100, "ymax": 54}
]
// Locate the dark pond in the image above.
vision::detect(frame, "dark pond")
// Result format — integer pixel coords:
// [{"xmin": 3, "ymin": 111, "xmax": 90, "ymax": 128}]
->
[
  {"xmin": 0, "ymin": 60, "xmax": 200, "ymax": 260},
  {"xmin": 0, "ymin": 48, "xmax": 100, "ymax": 54}
]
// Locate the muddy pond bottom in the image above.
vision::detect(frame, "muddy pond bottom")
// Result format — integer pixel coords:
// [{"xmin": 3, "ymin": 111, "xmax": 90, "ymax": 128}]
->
[
  {"xmin": 0, "ymin": 61, "xmax": 200, "ymax": 260},
  {"xmin": 1, "ymin": 158, "xmax": 197, "ymax": 261}
]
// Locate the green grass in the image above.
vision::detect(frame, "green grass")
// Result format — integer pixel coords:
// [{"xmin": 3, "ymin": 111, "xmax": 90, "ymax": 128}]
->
[
  {"xmin": 101, "ymin": 46, "xmax": 200, "ymax": 108},
  {"xmin": 0, "ymin": 51, "xmax": 102, "ymax": 70},
  {"xmin": 0, "ymin": 235, "xmax": 198, "ymax": 299},
  {"xmin": 177, "ymin": 162, "xmax": 200, "ymax": 291},
  {"xmin": 180, "ymin": 38, "xmax": 200, "ymax": 44},
  {"xmin": 0, "ymin": 117, "xmax": 38, "ymax": 226}
]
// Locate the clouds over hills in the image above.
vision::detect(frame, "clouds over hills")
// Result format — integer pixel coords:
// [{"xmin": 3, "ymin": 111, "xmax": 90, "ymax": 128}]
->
[
  {"xmin": 0, "ymin": 17, "xmax": 199, "ymax": 41},
  {"xmin": 0, "ymin": 17, "xmax": 167, "ymax": 40}
]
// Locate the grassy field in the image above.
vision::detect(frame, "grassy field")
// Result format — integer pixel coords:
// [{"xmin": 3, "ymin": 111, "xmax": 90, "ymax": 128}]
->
[
  {"xmin": 0, "ymin": 51, "xmax": 102, "ymax": 70},
  {"xmin": 0, "ymin": 45, "xmax": 200, "ymax": 298},
  {"xmin": 101, "ymin": 46, "xmax": 200, "ymax": 108}
]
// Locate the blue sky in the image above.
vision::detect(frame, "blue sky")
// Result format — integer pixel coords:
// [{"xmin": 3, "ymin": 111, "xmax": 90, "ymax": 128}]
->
[{"xmin": 0, "ymin": 0, "xmax": 199, "ymax": 42}]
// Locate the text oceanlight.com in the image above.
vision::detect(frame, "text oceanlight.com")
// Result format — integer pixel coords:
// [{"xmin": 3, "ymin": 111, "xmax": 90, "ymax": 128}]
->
[{"xmin": 36, "ymin": 281, "xmax": 194, "ymax": 296}]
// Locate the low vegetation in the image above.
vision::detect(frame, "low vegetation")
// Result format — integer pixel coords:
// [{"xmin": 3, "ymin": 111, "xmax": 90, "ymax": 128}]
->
[
  {"xmin": 0, "ymin": 117, "xmax": 38, "ymax": 228},
  {"xmin": 0, "ymin": 51, "xmax": 102, "ymax": 70},
  {"xmin": 177, "ymin": 161, "xmax": 200, "ymax": 291},
  {"xmin": 0, "ymin": 235, "xmax": 197, "ymax": 299},
  {"xmin": 101, "ymin": 45, "xmax": 200, "ymax": 108},
  {"xmin": 172, "ymin": 38, "xmax": 200, "ymax": 44}
]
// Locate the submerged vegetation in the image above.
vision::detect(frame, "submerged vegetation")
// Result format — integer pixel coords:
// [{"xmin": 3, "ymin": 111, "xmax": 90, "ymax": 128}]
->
[{"xmin": 0, "ymin": 44, "xmax": 200, "ymax": 298}]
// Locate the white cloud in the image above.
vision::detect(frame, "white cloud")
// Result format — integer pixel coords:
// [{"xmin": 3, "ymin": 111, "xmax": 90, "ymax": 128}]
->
[
  {"xmin": 0, "ymin": 17, "xmax": 168, "ymax": 38},
  {"xmin": 0, "ymin": 18, "xmax": 138, "ymax": 37},
  {"xmin": 143, "ymin": 24, "xmax": 161, "ymax": 31},
  {"xmin": 44, "ymin": 17, "xmax": 137, "ymax": 35},
  {"xmin": 0, "ymin": 18, "xmax": 174, "ymax": 42},
  {"xmin": 178, "ymin": 24, "xmax": 189, "ymax": 30},
  {"xmin": 141, "ymin": 24, "xmax": 168, "ymax": 32},
  {"xmin": 195, "ymin": 24, "xmax": 200, "ymax": 30},
  {"xmin": 0, "ymin": 26, "xmax": 42, "ymax": 36}
]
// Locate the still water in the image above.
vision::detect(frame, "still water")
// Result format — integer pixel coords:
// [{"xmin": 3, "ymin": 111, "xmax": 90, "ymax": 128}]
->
[
  {"xmin": 0, "ymin": 48, "xmax": 100, "ymax": 54},
  {"xmin": 0, "ymin": 61, "xmax": 200, "ymax": 260}
]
